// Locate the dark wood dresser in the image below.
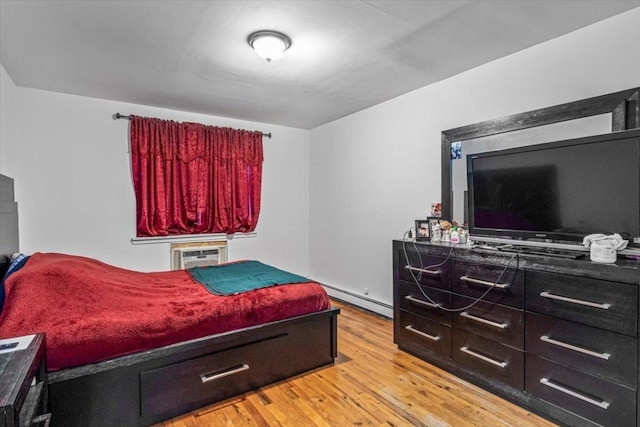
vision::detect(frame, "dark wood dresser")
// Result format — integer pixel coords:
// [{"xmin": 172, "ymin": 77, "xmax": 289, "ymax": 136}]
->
[
  {"xmin": 393, "ymin": 240, "xmax": 640, "ymax": 427},
  {"xmin": 0, "ymin": 333, "xmax": 49, "ymax": 427}
]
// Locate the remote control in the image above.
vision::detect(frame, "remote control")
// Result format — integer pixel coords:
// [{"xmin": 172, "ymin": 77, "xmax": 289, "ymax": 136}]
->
[{"xmin": 0, "ymin": 342, "xmax": 19, "ymax": 350}]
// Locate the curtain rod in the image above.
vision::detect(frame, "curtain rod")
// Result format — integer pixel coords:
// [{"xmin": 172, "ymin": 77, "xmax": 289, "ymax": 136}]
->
[{"xmin": 113, "ymin": 113, "xmax": 272, "ymax": 139}]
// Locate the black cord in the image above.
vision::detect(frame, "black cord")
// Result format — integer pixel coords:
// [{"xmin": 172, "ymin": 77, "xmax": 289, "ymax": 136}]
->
[{"xmin": 401, "ymin": 231, "xmax": 518, "ymax": 312}]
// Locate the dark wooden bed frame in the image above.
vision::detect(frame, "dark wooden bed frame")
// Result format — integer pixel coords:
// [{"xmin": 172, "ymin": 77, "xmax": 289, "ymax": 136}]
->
[{"xmin": 0, "ymin": 174, "xmax": 339, "ymax": 426}]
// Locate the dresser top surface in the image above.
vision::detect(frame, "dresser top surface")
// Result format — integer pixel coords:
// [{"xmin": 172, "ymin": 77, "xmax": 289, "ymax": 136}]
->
[{"xmin": 394, "ymin": 240, "xmax": 640, "ymax": 285}]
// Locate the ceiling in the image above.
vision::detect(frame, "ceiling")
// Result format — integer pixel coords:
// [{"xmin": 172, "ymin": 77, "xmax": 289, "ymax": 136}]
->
[{"xmin": 1, "ymin": 1, "xmax": 638, "ymax": 129}]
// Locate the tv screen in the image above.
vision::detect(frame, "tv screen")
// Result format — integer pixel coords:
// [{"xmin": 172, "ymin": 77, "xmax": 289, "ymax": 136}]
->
[{"xmin": 467, "ymin": 129, "xmax": 640, "ymax": 247}]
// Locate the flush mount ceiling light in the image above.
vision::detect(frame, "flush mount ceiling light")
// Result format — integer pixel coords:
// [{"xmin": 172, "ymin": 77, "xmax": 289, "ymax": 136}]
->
[{"xmin": 248, "ymin": 30, "xmax": 291, "ymax": 62}]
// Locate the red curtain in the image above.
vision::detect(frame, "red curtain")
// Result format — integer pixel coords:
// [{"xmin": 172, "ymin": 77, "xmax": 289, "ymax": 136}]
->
[{"xmin": 130, "ymin": 116, "xmax": 263, "ymax": 237}]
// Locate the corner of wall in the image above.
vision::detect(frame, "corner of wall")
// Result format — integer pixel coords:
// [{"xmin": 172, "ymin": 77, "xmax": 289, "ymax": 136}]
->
[{"xmin": 0, "ymin": 62, "xmax": 18, "ymax": 178}]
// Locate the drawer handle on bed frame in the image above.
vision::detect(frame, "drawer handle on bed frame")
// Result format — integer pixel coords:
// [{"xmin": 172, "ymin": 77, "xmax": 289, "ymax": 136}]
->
[
  {"xmin": 460, "ymin": 311, "xmax": 508, "ymax": 329},
  {"xmin": 540, "ymin": 335, "xmax": 611, "ymax": 360},
  {"xmin": 404, "ymin": 265, "xmax": 441, "ymax": 277},
  {"xmin": 405, "ymin": 325, "xmax": 440, "ymax": 342},
  {"xmin": 405, "ymin": 295, "xmax": 439, "ymax": 309},
  {"xmin": 540, "ymin": 292, "xmax": 611, "ymax": 309},
  {"xmin": 540, "ymin": 378, "xmax": 610, "ymax": 409},
  {"xmin": 200, "ymin": 363, "xmax": 250, "ymax": 383},
  {"xmin": 460, "ymin": 346, "xmax": 507, "ymax": 368},
  {"xmin": 460, "ymin": 276, "xmax": 510, "ymax": 289}
]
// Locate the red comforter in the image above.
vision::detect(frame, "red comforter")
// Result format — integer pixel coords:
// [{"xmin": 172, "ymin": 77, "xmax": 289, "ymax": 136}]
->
[{"xmin": 0, "ymin": 253, "xmax": 330, "ymax": 371}]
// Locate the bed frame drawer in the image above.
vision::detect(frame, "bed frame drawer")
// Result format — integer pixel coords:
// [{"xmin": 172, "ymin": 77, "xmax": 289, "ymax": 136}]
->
[
  {"xmin": 140, "ymin": 333, "xmax": 288, "ymax": 418},
  {"xmin": 48, "ymin": 308, "xmax": 339, "ymax": 427}
]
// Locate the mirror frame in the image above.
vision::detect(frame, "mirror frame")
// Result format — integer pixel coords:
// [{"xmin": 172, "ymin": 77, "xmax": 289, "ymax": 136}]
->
[{"xmin": 440, "ymin": 87, "xmax": 640, "ymax": 221}]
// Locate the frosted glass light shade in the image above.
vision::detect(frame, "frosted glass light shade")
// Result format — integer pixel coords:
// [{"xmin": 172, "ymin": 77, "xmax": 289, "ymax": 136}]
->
[{"xmin": 248, "ymin": 31, "xmax": 291, "ymax": 62}]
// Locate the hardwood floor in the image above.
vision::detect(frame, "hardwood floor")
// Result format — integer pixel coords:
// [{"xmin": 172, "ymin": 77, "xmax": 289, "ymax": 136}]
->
[{"xmin": 158, "ymin": 299, "xmax": 557, "ymax": 426}]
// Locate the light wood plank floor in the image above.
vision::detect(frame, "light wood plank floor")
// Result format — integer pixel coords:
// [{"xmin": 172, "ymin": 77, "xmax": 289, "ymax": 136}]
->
[{"xmin": 158, "ymin": 299, "xmax": 557, "ymax": 426}]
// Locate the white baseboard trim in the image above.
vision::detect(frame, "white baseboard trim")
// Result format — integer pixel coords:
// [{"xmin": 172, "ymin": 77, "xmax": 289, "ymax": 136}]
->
[{"xmin": 319, "ymin": 282, "xmax": 393, "ymax": 318}]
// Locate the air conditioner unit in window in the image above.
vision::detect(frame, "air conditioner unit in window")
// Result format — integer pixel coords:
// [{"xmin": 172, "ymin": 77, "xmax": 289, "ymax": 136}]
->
[{"xmin": 171, "ymin": 244, "xmax": 227, "ymax": 270}]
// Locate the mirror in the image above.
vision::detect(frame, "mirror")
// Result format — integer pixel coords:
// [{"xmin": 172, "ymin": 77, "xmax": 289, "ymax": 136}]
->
[
  {"xmin": 440, "ymin": 88, "xmax": 640, "ymax": 222},
  {"xmin": 449, "ymin": 114, "xmax": 612, "ymax": 223}
]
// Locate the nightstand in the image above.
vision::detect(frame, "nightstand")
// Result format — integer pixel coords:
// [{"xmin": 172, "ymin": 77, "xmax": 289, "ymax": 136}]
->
[{"xmin": 0, "ymin": 333, "xmax": 49, "ymax": 427}]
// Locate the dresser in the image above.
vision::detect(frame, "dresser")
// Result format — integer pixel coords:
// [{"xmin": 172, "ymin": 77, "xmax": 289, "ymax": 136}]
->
[{"xmin": 393, "ymin": 240, "xmax": 640, "ymax": 427}]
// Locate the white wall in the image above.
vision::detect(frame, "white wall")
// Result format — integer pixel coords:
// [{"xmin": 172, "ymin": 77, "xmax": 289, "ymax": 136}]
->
[
  {"xmin": 309, "ymin": 8, "xmax": 640, "ymax": 316},
  {"xmin": 10, "ymin": 89, "xmax": 310, "ymax": 274},
  {"xmin": 0, "ymin": 63, "xmax": 17, "ymax": 178}
]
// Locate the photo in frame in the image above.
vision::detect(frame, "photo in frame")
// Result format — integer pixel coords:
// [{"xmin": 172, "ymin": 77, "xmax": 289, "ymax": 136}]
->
[
  {"xmin": 415, "ymin": 219, "xmax": 430, "ymax": 241},
  {"xmin": 430, "ymin": 202, "xmax": 442, "ymax": 217},
  {"xmin": 427, "ymin": 217, "xmax": 441, "ymax": 240}
]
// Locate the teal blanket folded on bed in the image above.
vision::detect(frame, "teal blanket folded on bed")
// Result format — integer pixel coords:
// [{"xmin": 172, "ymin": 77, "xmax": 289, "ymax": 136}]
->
[{"xmin": 188, "ymin": 260, "xmax": 310, "ymax": 295}]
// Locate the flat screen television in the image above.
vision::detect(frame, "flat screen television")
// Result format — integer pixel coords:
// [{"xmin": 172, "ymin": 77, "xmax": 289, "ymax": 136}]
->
[{"xmin": 467, "ymin": 129, "xmax": 640, "ymax": 248}]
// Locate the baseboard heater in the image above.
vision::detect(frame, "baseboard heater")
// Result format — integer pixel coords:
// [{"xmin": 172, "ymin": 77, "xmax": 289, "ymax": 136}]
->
[{"xmin": 321, "ymin": 283, "xmax": 392, "ymax": 311}]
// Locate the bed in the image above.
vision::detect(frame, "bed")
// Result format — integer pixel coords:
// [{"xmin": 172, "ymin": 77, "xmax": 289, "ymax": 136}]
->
[{"xmin": 0, "ymin": 175, "xmax": 339, "ymax": 426}]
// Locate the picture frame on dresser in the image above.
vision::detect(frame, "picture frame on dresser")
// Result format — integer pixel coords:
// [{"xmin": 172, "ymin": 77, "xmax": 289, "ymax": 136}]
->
[
  {"xmin": 415, "ymin": 220, "xmax": 430, "ymax": 240},
  {"xmin": 427, "ymin": 217, "xmax": 440, "ymax": 239}
]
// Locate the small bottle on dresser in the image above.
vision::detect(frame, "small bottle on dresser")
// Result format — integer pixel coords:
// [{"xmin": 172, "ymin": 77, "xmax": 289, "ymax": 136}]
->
[{"xmin": 450, "ymin": 227, "xmax": 460, "ymax": 244}]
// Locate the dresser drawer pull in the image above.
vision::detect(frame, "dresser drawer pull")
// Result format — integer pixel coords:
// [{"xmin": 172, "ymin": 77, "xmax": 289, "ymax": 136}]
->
[
  {"xmin": 540, "ymin": 292, "xmax": 611, "ymax": 309},
  {"xmin": 460, "ymin": 311, "xmax": 508, "ymax": 329},
  {"xmin": 460, "ymin": 276, "xmax": 510, "ymax": 289},
  {"xmin": 540, "ymin": 378, "xmax": 610, "ymax": 409},
  {"xmin": 405, "ymin": 295, "xmax": 439, "ymax": 309},
  {"xmin": 32, "ymin": 413, "xmax": 51, "ymax": 427},
  {"xmin": 404, "ymin": 265, "xmax": 441, "ymax": 277},
  {"xmin": 200, "ymin": 363, "xmax": 250, "ymax": 383},
  {"xmin": 405, "ymin": 325, "xmax": 441, "ymax": 342},
  {"xmin": 459, "ymin": 346, "xmax": 507, "ymax": 368},
  {"xmin": 540, "ymin": 335, "xmax": 611, "ymax": 360}
]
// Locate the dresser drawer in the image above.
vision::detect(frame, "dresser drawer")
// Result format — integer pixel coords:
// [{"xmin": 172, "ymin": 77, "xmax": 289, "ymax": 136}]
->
[
  {"xmin": 397, "ymin": 280, "xmax": 451, "ymax": 324},
  {"xmin": 525, "ymin": 355, "xmax": 636, "ymax": 427},
  {"xmin": 398, "ymin": 311, "xmax": 451, "ymax": 359},
  {"xmin": 526, "ymin": 271, "xmax": 637, "ymax": 336},
  {"xmin": 452, "ymin": 329, "xmax": 524, "ymax": 389},
  {"xmin": 526, "ymin": 312, "xmax": 637, "ymax": 389},
  {"xmin": 451, "ymin": 261, "xmax": 524, "ymax": 308},
  {"xmin": 140, "ymin": 333, "xmax": 289, "ymax": 418},
  {"xmin": 398, "ymin": 250, "xmax": 450, "ymax": 290},
  {"xmin": 452, "ymin": 294, "xmax": 523, "ymax": 350}
]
